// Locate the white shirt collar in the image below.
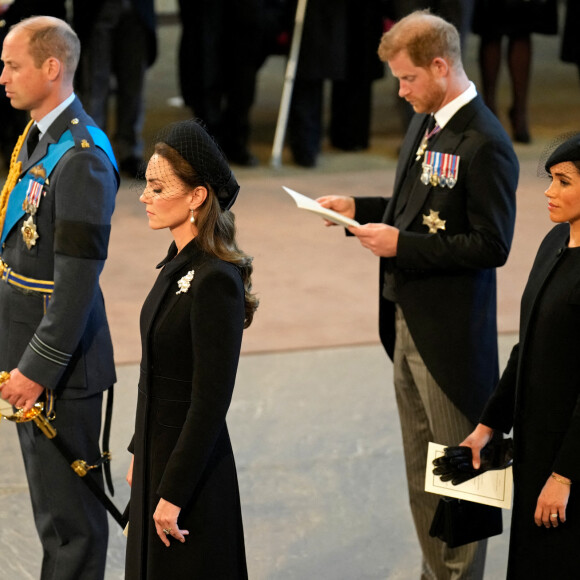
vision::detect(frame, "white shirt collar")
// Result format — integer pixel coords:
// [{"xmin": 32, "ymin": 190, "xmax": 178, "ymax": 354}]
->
[
  {"xmin": 35, "ymin": 93, "xmax": 76, "ymax": 137},
  {"xmin": 433, "ymin": 82, "xmax": 477, "ymax": 129}
]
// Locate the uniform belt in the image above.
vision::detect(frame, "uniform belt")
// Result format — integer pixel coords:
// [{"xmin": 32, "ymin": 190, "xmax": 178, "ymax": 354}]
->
[{"xmin": 0, "ymin": 259, "xmax": 54, "ymax": 294}]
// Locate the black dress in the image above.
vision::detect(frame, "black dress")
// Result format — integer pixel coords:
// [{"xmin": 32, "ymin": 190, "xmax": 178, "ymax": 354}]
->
[
  {"xmin": 561, "ymin": 0, "xmax": 580, "ymax": 66},
  {"xmin": 481, "ymin": 225, "xmax": 580, "ymax": 579},
  {"xmin": 472, "ymin": 0, "xmax": 558, "ymax": 36},
  {"xmin": 125, "ymin": 239, "xmax": 248, "ymax": 579}
]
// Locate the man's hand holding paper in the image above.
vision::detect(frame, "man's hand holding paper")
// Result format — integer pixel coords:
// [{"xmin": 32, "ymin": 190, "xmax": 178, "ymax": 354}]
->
[
  {"xmin": 317, "ymin": 195, "xmax": 399, "ymax": 257},
  {"xmin": 316, "ymin": 195, "xmax": 356, "ymax": 226}
]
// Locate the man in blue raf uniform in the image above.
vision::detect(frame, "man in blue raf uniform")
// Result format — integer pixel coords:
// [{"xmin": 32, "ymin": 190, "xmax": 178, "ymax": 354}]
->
[
  {"xmin": 0, "ymin": 16, "xmax": 118, "ymax": 580},
  {"xmin": 318, "ymin": 10, "xmax": 518, "ymax": 580}
]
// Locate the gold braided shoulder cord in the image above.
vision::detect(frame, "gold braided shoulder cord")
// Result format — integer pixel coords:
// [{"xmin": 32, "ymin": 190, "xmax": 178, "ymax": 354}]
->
[{"xmin": 0, "ymin": 120, "xmax": 34, "ymax": 235}]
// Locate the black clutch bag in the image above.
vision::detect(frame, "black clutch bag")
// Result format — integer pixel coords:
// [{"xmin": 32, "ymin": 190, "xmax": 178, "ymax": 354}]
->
[{"xmin": 429, "ymin": 496, "xmax": 503, "ymax": 548}]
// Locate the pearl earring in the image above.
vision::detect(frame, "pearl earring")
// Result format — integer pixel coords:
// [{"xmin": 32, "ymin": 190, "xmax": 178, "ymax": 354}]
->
[{"xmin": 190, "ymin": 210, "xmax": 195, "ymax": 224}]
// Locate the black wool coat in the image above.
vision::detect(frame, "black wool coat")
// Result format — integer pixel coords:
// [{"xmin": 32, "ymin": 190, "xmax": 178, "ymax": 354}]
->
[
  {"xmin": 294, "ymin": 0, "xmax": 385, "ymax": 82},
  {"xmin": 561, "ymin": 0, "xmax": 580, "ymax": 66},
  {"xmin": 481, "ymin": 224, "xmax": 580, "ymax": 579},
  {"xmin": 125, "ymin": 239, "xmax": 248, "ymax": 580}
]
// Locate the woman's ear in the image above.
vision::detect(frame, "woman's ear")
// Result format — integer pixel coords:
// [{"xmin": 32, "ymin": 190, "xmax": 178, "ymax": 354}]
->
[{"xmin": 189, "ymin": 186, "xmax": 208, "ymax": 211}]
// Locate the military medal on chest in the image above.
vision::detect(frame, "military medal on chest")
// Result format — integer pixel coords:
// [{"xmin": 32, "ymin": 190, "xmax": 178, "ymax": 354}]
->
[
  {"xmin": 422, "ymin": 209, "xmax": 446, "ymax": 234},
  {"xmin": 439, "ymin": 152, "xmax": 449, "ymax": 187},
  {"xmin": 420, "ymin": 159, "xmax": 432, "ymax": 185},
  {"xmin": 420, "ymin": 150, "xmax": 460, "ymax": 190},
  {"xmin": 446, "ymin": 154, "xmax": 459, "ymax": 188},
  {"xmin": 431, "ymin": 152, "xmax": 441, "ymax": 186},
  {"xmin": 21, "ymin": 215, "xmax": 39, "ymax": 249},
  {"xmin": 21, "ymin": 163, "xmax": 47, "ymax": 249},
  {"xmin": 415, "ymin": 119, "xmax": 441, "ymax": 162}
]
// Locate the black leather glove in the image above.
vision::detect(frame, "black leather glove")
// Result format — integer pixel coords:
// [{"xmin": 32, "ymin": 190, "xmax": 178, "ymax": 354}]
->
[{"xmin": 432, "ymin": 438, "xmax": 513, "ymax": 485}]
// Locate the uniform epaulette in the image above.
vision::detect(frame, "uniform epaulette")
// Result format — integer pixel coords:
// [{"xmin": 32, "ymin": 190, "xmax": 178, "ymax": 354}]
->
[{"xmin": 67, "ymin": 118, "xmax": 96, "ymax": 152}]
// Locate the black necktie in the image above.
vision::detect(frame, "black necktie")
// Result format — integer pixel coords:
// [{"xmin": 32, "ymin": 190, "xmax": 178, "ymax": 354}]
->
[
  {"xmin": 26, "ymin": 124, "xmax": 40, "ymax": 158},
  {"xmin": 426, "ymin": 113, "xmax": 436, "ymax": 134}
]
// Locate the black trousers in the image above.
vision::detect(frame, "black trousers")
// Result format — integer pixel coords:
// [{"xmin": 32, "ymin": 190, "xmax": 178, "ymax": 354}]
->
[
  {"xmin": 17, "ymin": 393, "xmax": 108, "ymax": 580},
  {"xmin": 177, "ymin": 0, "xmax": 262, "ymax": 156},
  {"xmin": 288, "ymin": 77, "xmax": 374, "ymax": 160}
]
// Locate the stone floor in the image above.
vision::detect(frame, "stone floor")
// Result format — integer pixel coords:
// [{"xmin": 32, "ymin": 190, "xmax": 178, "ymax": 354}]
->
[{"xmin": 0, "ymin": 338, "xmax": 518, "ymax": 580}]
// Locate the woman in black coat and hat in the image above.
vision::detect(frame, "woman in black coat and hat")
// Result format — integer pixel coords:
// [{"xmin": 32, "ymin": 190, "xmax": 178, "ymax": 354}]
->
[
  {"xmin": 124, "ymin": 119, "xmax": 258, "ymax": 579},
  {"xmin": 459, "ymin": 134, "xmax": 580, "ymax": 578}
]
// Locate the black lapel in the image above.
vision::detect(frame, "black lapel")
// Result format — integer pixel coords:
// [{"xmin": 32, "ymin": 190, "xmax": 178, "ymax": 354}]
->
[
  {"xmin": 393, "ymin": 98, "xmax": 481, "ymax": 230},
  {"xmin": 385, "ymin": 114, "xmax": 429, "ymax": 224},
  {"xmin": 141, "ymin": 239, "xmax": 206, "ymax": 342},
  {"xmin": 520, "ymin": 225, "xmax": 570, "ymax": 341}
]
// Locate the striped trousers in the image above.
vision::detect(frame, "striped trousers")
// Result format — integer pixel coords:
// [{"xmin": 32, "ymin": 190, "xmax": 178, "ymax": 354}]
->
[{"xmin": 393, "ymin": 306, "xmax": 488, "ymax": 580}]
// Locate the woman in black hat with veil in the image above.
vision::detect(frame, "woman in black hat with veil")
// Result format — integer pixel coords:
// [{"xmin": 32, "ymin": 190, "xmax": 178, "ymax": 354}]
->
[{"xmin": 124, "ymin": 119, "xmax": 258, "ymax": 579}]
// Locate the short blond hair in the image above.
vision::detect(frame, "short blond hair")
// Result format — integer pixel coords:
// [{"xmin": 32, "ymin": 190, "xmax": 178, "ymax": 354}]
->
[
  {"xmin": 378, "ymin": 10, "xmax": 462, "ymax": 70},
  {"xmin": 11, "ymin": 16, "xmax": 80, "ymax": 81}
]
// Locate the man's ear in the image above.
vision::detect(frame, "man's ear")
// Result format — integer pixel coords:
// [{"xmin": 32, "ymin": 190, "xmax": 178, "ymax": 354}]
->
[
  {"xmin": 44, "ymin": 57, "xmax": 62, "ymax": 81},
  {"xmin": 431, "ymin": 57, "xmax": 450, "ymax": 78}
]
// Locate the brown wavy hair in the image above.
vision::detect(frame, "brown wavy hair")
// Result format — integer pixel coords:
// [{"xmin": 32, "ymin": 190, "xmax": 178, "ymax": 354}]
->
[{"xmin": 155, "ymin": 142, "xmax": 259, "ymax": 328}]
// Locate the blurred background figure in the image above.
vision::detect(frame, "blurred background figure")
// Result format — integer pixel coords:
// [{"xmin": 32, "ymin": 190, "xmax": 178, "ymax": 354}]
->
[
  {"xmin": 177, "ymin": 0, "xmax": 290, "ymax": 167},
  {"xmin": 561, "ymin": 0, "xmax": 580, "ymax": 83},
  {"xmin": 72, "ymin": 0, "xmax": 157, "ymax": 176},
  {"xmin": 329, "ymin": 0, "xmax": 388, "ymax": 154},
  {"xmin": 471, "ymin": 0, "xmax": 558, "ymax": 144},
  {"xmin": 0, "ymin": 0, "xmax": 66, "ymax": 169},
  {"xmin": 386, "ymin": 0, "xmax": 474, "ymax": 48},
  {"xmin": 286, "ymin": 0, "xmax": 386, "ymax": 168}
]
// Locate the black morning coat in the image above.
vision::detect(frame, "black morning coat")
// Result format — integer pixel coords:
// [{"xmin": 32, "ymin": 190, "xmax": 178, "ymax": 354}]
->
[
  {"xmin": 125, "ymin": 238, "xmax": 248, "ymax": 580},
  {"xmin": 354, "ymin": 95, "xmax": 519, "ymax": 425}
]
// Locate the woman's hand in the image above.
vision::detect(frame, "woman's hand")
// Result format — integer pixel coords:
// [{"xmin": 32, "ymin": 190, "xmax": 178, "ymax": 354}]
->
[
  {"xmin": 534, "ymin": 473, "xmax": 571, "ymax": 528},
  {"xmin": 126, "ymin": 455, "xmax": 134, "ymax": 488},
  {"xmin": 459, "ymin": 423, "xmax": 494, "ymax": 469},
  {"xmin": 153, "ymin": 498, "xmax": 189, "ymax": 547}
]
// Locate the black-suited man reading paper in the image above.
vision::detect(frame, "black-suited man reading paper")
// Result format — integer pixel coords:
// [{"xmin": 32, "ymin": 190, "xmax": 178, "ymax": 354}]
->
[{"xmin": 318, "ymin": 10, "xmax": 518, "ymax": 579}]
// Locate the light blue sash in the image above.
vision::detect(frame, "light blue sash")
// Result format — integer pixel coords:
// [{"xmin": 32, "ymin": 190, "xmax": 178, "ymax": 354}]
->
[{"xmin": 0, "ymin": 126, "xmax": 117, "ymax": 249}]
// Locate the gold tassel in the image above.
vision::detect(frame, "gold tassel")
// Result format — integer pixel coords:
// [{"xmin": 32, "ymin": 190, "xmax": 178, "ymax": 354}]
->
[{"xmin": 0, "ymin": 120, "xmax": 34, "ymax": 237}]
